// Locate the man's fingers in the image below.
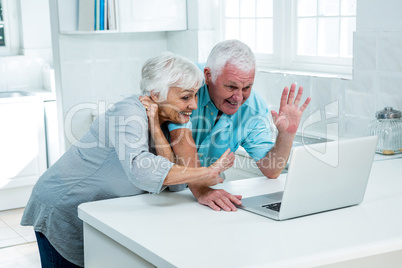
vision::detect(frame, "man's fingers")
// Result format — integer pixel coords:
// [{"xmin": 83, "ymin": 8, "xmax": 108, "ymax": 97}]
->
[
  {"xmin": 287, "ymin": 83, "xmax": 296, "ymax": 104},
  {"xmin": 300, "ymin": 97, "xmax": 311, "ymax": 112},
  {"xmin": 222, "ymin": 196, "xmax": 239, "ymax": 211},
  {"xmin": 207, "ymin": 201, "xmax": 221, "ymax": 211},
  {"xmin": 229, "ymin": 194, "xmax": 242, "ymax": 205},
  {"xmin": 201, "ymin": 190, "xmax": 241, "ymax": 212},
  {"xmin": 280, "ymin": 87, "xmax": 289, "ymax": 107},
  {"xmin": 294, "ymin": 86, "xmax": 304, "ymax": 106},
  {"xmin": 214, "ymin": 199, "xmax": 232, "ymax": 212},
  {"xmin": 215, "ymin": 192, "xmax": 241, "ymax": 211}
]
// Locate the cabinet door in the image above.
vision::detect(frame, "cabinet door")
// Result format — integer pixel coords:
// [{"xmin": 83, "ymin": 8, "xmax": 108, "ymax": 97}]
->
[
  {"xmin": 0, "ymin": 98, "xmax": 46, "ymax": 186},
  {"xmin": 117, "ymin": 0, "xmax": 186, "ymax": 32}
]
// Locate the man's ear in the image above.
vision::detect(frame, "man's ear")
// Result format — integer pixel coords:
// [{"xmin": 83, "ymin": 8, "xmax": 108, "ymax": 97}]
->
[{"xmin": 204, "ymin": 68, "xmax": 211, "ymax": 85}]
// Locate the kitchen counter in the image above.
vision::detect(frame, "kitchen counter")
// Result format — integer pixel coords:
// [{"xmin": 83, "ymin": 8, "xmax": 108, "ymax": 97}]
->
[{"xmin": 78, "ymin": 158, "xmax": 402, "ymax": 268}]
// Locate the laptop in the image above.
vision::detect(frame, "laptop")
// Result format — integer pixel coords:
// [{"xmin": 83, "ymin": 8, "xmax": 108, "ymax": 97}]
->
[{"xmin": 238, "ymin": 136, "xmax": 378, "ymax": 221}]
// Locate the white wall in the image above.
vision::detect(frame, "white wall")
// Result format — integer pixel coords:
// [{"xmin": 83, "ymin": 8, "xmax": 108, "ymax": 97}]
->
[
  {"xmin": 357, "ymin": 0, "xmax": 402, "ymax": 31},
  {"xmin": 56, "ymin": 32, "xmax": 169, "ymax": 147},
  {"xmin": 167, "ymin": 0, "xmax": 218, "ymax": 63},
  {"xmin": 19, "ymin": 0, "xmax": 52, "ymax": 49}
]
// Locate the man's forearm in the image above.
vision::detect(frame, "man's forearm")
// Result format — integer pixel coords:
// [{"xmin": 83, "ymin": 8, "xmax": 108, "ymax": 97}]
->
[
  {"xmin": 257, "ymin": 131, "xmax": 295, "ymax": 178},
  {"xmin": 170, "ymin": 128, "xmax": 200, "ymax": 168},
  {"xmin": 170, "ymin": 128, "xmax": 211, "ymax": 196},
  {"xmin": 151, "ymin": 126, "xmax": 176, "ymax": 163}
]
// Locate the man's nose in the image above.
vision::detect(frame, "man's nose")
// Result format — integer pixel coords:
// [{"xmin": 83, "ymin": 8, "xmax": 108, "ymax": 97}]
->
[{"xmin": 232, "ymin": 90, "xmax": 243, "ymax": 102}]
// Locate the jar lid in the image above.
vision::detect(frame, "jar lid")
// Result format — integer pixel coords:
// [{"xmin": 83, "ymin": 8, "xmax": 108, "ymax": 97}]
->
[{"xmin": 375, "ymin": 107, "xmax": 402, "ymax": 119}]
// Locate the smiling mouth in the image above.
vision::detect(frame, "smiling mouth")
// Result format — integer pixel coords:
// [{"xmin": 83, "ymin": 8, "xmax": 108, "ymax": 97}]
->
[
  {"xmin": 179, "ymin": 111, "xmax": 192, "ymax": 116},
  {"xmin": 226, "ymin": 100, "xmax": 240, "ymax": 106}
]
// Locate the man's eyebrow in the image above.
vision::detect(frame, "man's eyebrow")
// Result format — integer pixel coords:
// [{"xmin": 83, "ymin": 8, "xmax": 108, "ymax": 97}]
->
[
  {"xmin": 225, "ymin": 81, "xmax": 253, "ymax": 88},
  {"xmin": 182, "ymin": 89, "xmax": 195, "ymax": 93},
  {"xmin": 225, "ymin": 81, "xmax": 239, "ymax": 86},
  {"xmin": 244, "ymin": 83, "xmax": 253, "ymax": 88}
]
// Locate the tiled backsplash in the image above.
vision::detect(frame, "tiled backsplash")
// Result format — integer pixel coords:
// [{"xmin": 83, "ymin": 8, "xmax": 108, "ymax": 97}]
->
[
  {"xmin": 253, "ymin": 31, "xmax": 402, "ymax": 140},
  {"xmin": 58, "ymin": 32, "xmax": 169, "ymax": 146},
  {"xmin": 0, "ymin": 49, "xmax": 53, "ymax": 92}
]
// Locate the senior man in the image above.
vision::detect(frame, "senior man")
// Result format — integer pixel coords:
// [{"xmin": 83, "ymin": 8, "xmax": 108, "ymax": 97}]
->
[{"xmin": 169, "ymin": 39, "xmax": 311, "ymax": 212}]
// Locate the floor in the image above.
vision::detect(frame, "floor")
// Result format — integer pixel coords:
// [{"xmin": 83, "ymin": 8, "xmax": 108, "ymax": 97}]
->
[{"xmin": 0, "ymin": 208, "xmax": 40, "ymax": 268}]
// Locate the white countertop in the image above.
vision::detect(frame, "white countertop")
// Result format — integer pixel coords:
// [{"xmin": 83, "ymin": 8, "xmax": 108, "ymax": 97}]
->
[
  {"xmin": 78, "ymin": 158, "xmax": 402, "ymax": 268},
  {"xmin": 29, "ymin": 89, "xmax": 56, "ymax": 101}
]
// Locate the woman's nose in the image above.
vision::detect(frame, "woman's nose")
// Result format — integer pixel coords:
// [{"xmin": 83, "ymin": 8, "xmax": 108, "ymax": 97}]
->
[{"xmin": 188, "ymin": 97, "xmax": 197, "ymax": 110}]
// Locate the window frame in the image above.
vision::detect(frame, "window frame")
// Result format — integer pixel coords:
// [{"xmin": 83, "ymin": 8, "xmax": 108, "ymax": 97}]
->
[
  {"xmin": 0, "ymin": 0, "xmax": 21, "ymax": 56},
  {"xmin": 219, "ymin": 0, "xmax": 355, "ymax": 76}
]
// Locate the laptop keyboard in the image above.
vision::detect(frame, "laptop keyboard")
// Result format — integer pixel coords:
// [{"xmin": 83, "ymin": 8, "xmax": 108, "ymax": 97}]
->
[{"xmin": 262, "ymin": 202, "xmax": 281, "ymax": 212}]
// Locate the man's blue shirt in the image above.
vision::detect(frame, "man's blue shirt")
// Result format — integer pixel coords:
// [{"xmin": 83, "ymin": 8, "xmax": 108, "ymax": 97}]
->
[{"xmin": 169, "ymin": 84, "xmax": 274, "ymax": 167}]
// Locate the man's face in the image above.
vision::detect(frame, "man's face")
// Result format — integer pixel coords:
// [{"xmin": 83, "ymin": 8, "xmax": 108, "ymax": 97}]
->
[{"xmin": 205, "ymin": 63, "xmax": 255, "ymax": 115}]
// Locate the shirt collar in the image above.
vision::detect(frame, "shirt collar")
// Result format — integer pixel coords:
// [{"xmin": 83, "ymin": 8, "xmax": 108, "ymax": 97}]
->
[{"xmin": 199, "ymin": 84, "xmax": 213, "ymax": 108}]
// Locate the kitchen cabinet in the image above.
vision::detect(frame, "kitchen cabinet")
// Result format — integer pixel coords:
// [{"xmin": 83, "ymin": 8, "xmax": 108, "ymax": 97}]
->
[
  {"xmin": 0, "ymin": 92, "xmax": 47, "ymax": 210},
  {"xmin": 55, "ymin": 0, "xmax": 187, "ymax": 33}
]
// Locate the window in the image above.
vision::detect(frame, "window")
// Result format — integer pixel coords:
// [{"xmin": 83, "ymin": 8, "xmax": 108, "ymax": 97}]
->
[
  {"xmin": 221, "ymin": 0, "xmax": 356, "ymax": 75},
  {"xmin": 224, "ymin": 0, "xmax": 274, "ymax": 54},
  {"xmin": 0, "ymin": 0, "xmax": 21, "ymax": 56},
  {"xmin": 0, "ymin": 1, "xmax": 6, "ymax": 47}
]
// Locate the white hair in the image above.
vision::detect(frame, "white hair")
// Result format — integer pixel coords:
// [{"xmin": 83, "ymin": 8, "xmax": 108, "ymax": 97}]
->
[
  {"xmin": 205, "ymin": 40, "xmax": 256, "ymax": 82},
  {"xmin": 140, "ymin": 52, "xmax": 204, "ymax": 102}
]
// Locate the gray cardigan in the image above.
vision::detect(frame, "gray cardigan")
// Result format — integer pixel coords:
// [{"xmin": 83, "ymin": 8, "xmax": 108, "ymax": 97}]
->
[{"xmin": 21, "ymin": 95, "xmax": 176, "ymax": 267}]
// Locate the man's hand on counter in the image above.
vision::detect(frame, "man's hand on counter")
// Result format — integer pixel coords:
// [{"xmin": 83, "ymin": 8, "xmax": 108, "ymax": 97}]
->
[{"xmin": 188, "ymin": 184, "xmax": 242, "ymax": 212}]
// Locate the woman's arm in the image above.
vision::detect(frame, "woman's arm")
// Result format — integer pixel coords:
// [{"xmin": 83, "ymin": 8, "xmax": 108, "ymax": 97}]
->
[
  {"xmin": 163, "ymin": 148, "xmax": 235, "ymax": 186},
  {"xmin": 139, "ymin": 96, "xmax": 235, "ymax": 187}
]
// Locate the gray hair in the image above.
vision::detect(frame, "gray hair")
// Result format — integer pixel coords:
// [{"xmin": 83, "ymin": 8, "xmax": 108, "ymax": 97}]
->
[
  {"xmin": 205, "ymin": 40, "xmax": 256, "ymax": 82},
  {"xmin": 140, "ymin": 52, "xmax": 204, "ymax": 102}
]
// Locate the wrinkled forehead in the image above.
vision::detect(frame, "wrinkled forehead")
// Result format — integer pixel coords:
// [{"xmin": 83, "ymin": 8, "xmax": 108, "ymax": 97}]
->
[{"xmin": 221, "ymin": 64, "xmax": 255, "ymax": 84}]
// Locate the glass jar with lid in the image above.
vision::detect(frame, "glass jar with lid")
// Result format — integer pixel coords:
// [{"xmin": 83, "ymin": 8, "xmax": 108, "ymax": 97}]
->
[{"xmin": 367, "ymin": 107, "xmax": 402, "ymax": 155}]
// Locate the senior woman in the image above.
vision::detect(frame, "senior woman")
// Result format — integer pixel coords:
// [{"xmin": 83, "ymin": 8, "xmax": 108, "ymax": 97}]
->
[{"xmin": 21, "ymin": 52, "xmax": 234, "ymax": 268}]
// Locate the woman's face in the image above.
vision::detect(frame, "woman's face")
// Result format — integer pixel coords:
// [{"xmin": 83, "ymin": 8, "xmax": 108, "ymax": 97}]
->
[{"xmin": 156, "ymin": 87, "xmax": 199, "ymax": 124}]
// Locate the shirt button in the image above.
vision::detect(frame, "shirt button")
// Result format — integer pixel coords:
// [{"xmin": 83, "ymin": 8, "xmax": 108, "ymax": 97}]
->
[
  {"xmin": 206, "ymin": 105, "xmax": 208, "ymax": 108},
  {"xmin": 199, "ymin": 154, "xmax": 203, "ymax": 157},
  {"xmin": 210, "ymin": 112, "xmax": 214, "ymax": 115}
]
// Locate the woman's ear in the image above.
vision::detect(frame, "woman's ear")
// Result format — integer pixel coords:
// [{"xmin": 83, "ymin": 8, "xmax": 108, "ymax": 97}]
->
[{"xmin": 150, "ymin": 92, "xmax": 160, "ymax": 102}]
